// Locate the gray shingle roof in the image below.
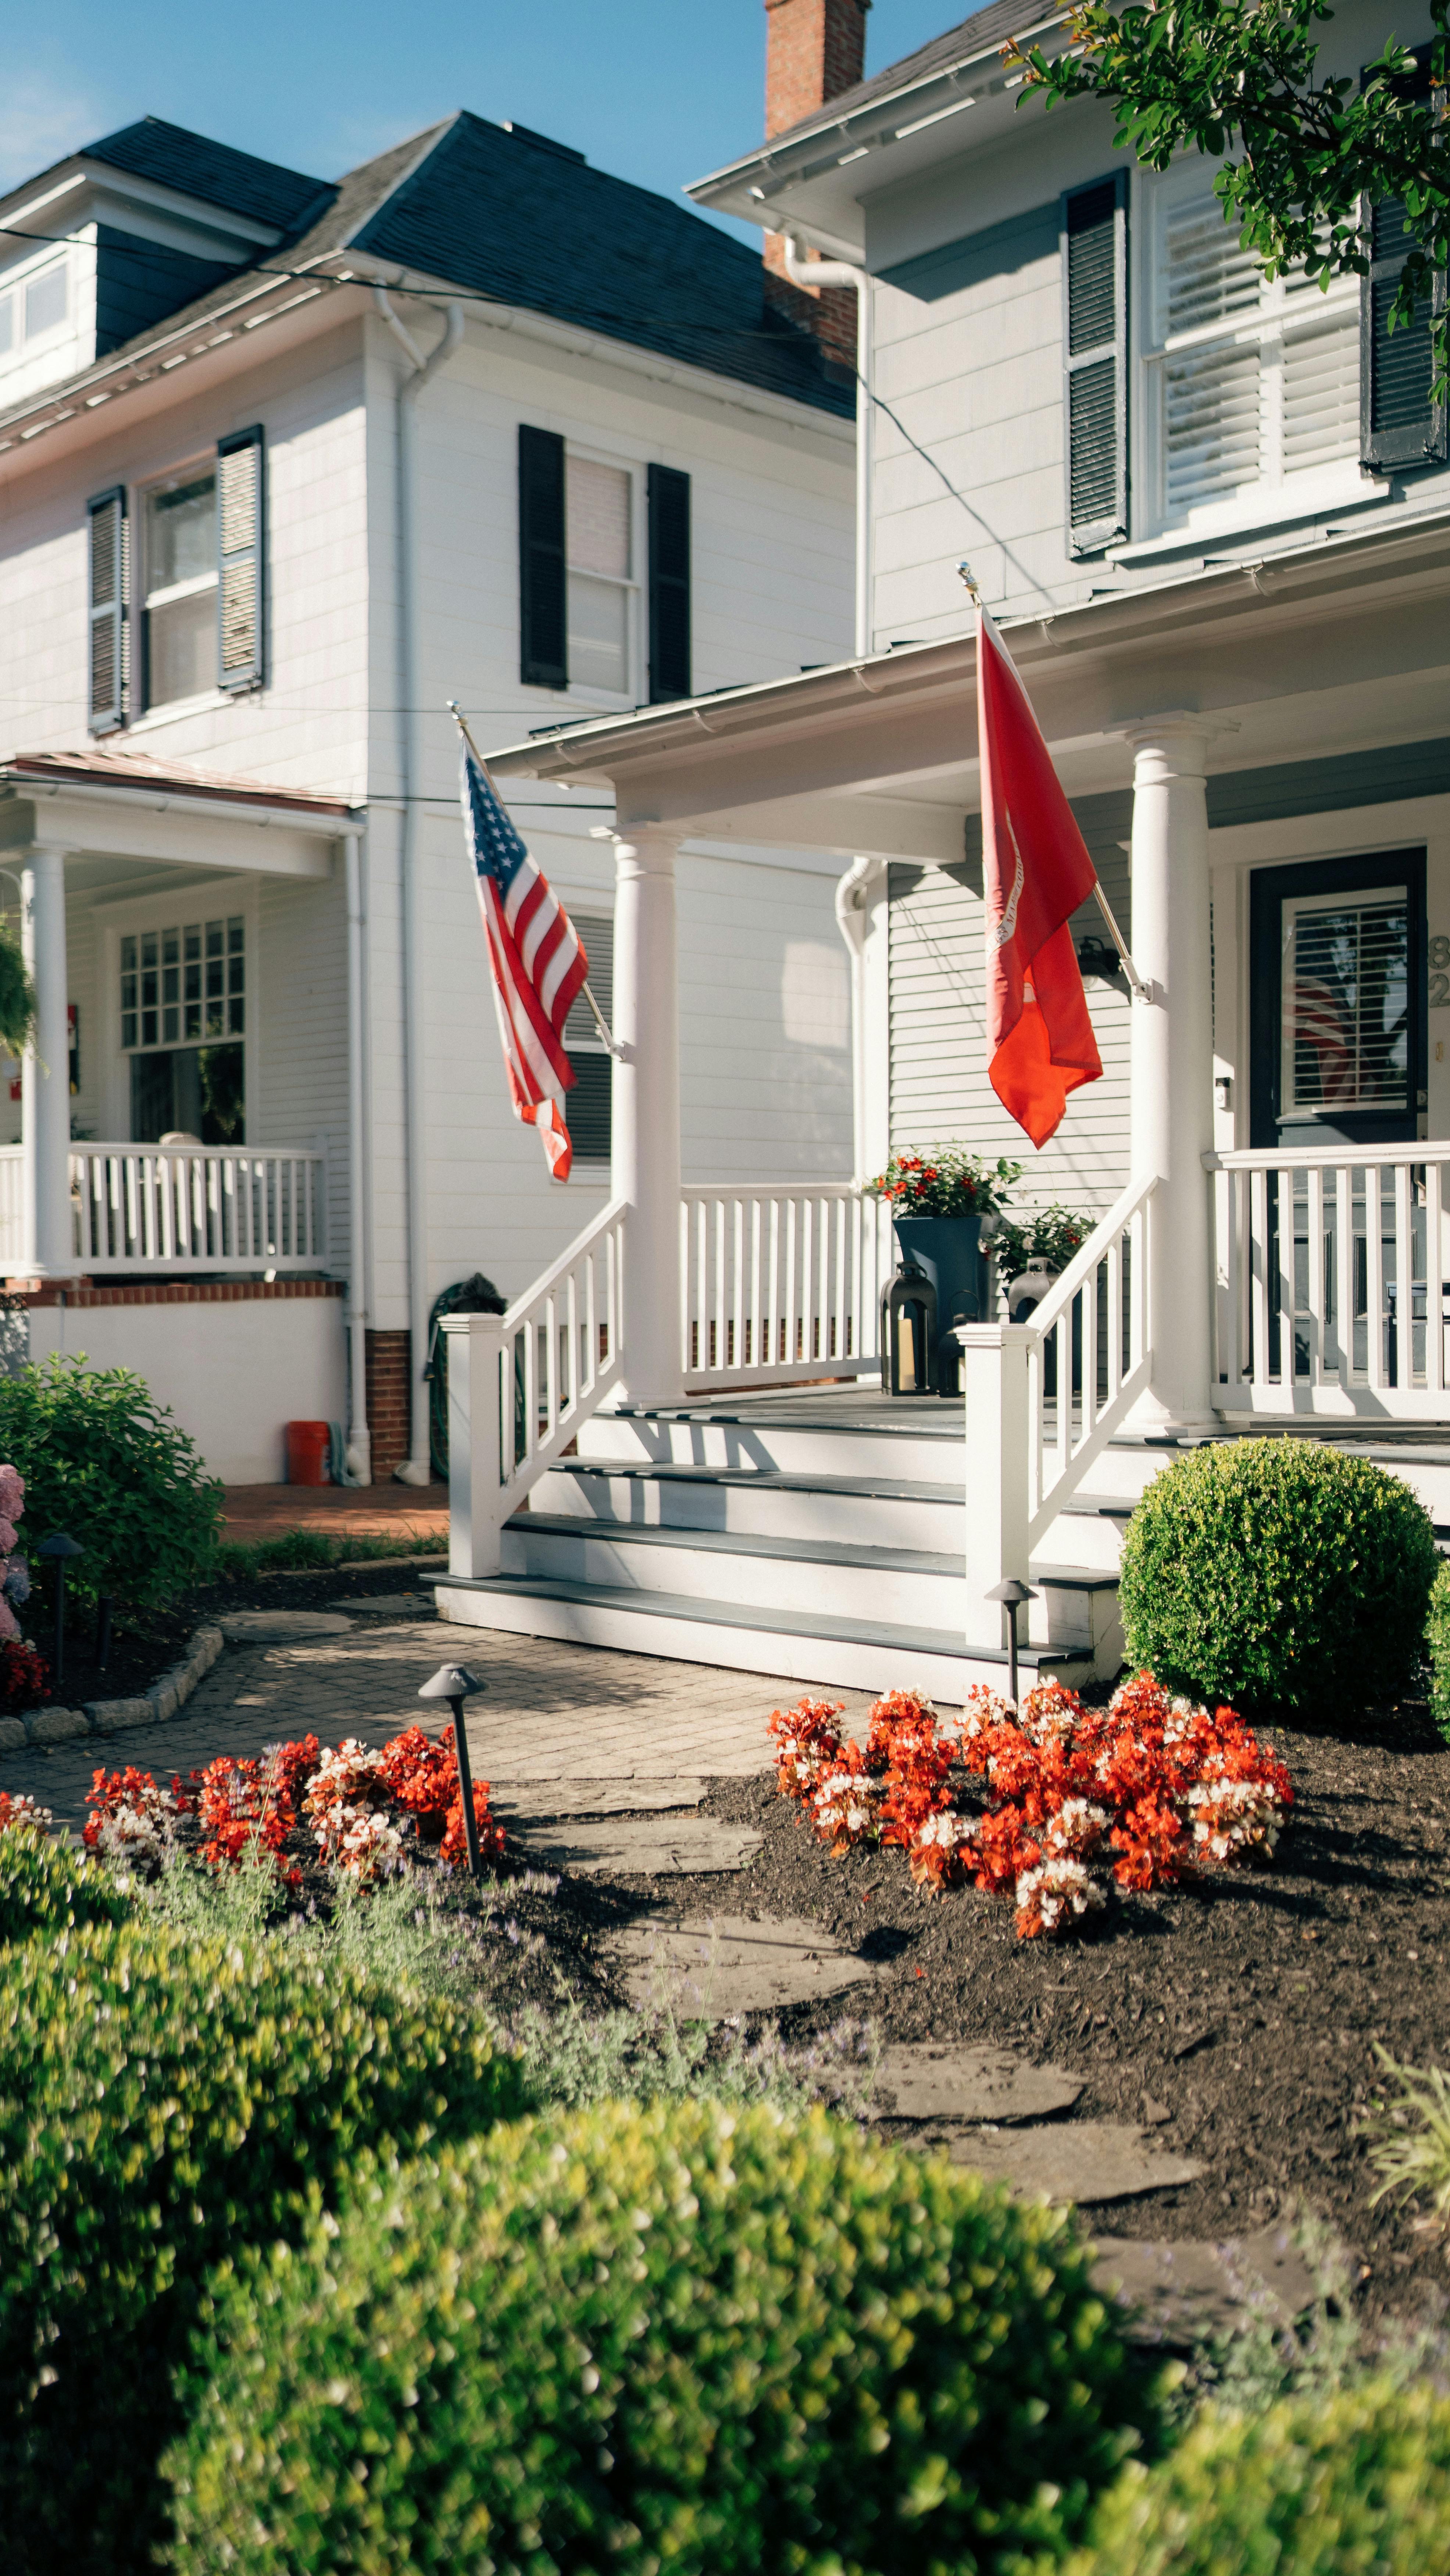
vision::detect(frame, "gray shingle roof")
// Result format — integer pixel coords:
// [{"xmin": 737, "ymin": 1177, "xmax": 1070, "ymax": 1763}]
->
[
  {"xmin": 82, "ymin": 115, "xmax": 335, "ymax": 235},
  {"xmin": 757, "ymin": 2, "xmax": 1062, "ymax": 154}
]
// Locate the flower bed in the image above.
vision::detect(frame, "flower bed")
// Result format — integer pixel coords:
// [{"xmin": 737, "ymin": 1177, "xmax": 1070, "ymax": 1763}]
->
[
  {"xmin": 76, "ymin": 1720, "xmax": 504, "ymax": 1886},
  {"xmin": 768, "ymin": 1673, "xmax": 1293, "ymax": 1938}
]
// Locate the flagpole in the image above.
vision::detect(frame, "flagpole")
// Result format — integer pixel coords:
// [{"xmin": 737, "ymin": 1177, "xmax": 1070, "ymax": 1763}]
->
[
  {"xmin": 957, "ymin": 568, "xmax": 1149, "ymax": 1004},
  {"xmin": 446, "ymin": 699, "xmax": 622, "ymax": 1056}
]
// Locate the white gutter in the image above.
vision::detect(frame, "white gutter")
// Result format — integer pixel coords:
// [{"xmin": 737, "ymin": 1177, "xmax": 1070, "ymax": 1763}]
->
[
  {"xmin": 343, "ymin": 827, "xmax": 372, "ymax": 1484},
  {"xmin": 375, "ymin": 285, "xmax": 465, "ymax": 1486}
]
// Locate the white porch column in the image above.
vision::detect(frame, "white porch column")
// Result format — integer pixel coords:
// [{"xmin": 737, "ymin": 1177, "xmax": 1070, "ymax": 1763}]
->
[
  {"xmin": 610, "ymin": 827, "xmax": 684, "ymax": 1407},
  {"xmin": 1126, "ymin": 719, "xmax": 1218, "ymax": 1428},
  {"xmin": 21, "ymin": 847, "xmax": 74, "ymax": 1280}
]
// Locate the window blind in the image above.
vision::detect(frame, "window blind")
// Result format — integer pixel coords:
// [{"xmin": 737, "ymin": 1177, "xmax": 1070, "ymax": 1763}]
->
[
  {"xmin": 87, "ymin": 486, "xmax": 128, "ymax": 734},
  {"xmin": 1061, "ymin": 174, "xmax": 1128, "ymax": 554},
  {"xmin": 1282, "ymin": 890, "xmax": 1409, "ymax": 1115},
  {"xmin": 217, "ymin": 426, "xmax": 264, "ymax": 689}
]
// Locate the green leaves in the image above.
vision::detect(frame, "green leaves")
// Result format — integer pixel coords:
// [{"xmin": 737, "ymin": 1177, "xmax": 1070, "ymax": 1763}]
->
[
  {"xmin": 0, "ymin": 1354, "xmax": 225, "ymax": 1610},
  {"xmin": 0, "ymin": 1921, "xmax": 528, "ymax": 2575},
  {"xmin": 1118, "ymin": 1438, "xmax": 1439, "ymax": 1721},
  {"xmin": 1021, "ymin": 0, "xmax": 1450, "ymax": 396},
  {"xmin": 162, "ymin": 2099, "xmax": 1167, "ymax": 2576}
]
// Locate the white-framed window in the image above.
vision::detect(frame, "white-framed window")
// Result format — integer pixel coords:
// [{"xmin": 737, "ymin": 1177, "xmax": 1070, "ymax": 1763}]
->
[
  {"xmin": 118, "ymin": 910, "xmax": 246, "ymax": 1142},
  {"xmin": 141, "ymin": 463, "xmax": 218, "ymax": 709},
  {"xmin": 1281, "ymin": 883, "xmax": 1409, "ymax": 1119},
  {"xmin": 23, "ymin": 258, "xmax": 67, "ymax": 341},
  {"xmin": 562, "ymin": 907, "xmax": 613, "ymax": 1162},
  {"xmin": 1143, "ymin": 172, "xmax": 1361, "ymax": 533},
  {"xmin": 565, "ymin": 452, "xmax": 635, "ymax": 697}
]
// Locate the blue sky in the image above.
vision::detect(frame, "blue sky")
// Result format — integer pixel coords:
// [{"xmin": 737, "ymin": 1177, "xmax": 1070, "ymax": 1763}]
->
[{"xmin": 0, "ymin": 2, "xmax": 957, "ymax": 235}]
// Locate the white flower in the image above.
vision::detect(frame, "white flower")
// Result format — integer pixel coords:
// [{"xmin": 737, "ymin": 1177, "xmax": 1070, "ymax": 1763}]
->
[
  {"xmin": 1043, "ymin": 1799, "xmax": 1111, "ymax": 1858},
  {"xmin": 1015, "ymin": 1854, "xmax": 1109, "ymax": 1935}
]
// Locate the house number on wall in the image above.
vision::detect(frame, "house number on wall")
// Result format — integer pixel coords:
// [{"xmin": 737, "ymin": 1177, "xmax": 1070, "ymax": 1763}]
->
[{"xmin": 1431, "ymin": 935, "xmax": 1450, "ymax": 1006}]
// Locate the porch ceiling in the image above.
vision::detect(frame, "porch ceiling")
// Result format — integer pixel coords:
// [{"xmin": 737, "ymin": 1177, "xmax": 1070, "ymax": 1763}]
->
[{"xmin": 483, "ymin": 511, "xmax": 1450, "ymax": 860}]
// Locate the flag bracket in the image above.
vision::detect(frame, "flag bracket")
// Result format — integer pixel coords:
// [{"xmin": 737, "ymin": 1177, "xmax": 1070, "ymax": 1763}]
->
[{"xmin": 446, "ymin": 699, "xmax": 624, "ymax": 1059}]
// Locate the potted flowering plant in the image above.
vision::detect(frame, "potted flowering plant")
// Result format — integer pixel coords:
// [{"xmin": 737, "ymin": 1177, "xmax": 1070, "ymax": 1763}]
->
[
  {"xmin": 993, "ymin": 1204, "xmax": 1093, "ymax": 1317},
  {"xmin": 867, "ymin": 1146, "xmax": 1022, "ymax": 1337}
]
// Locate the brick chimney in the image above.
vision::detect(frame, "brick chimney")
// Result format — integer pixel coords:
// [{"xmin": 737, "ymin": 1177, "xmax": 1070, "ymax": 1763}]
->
[{"xmin": 762, "ymin": 0, "xmax": 869, "ymax": 370}]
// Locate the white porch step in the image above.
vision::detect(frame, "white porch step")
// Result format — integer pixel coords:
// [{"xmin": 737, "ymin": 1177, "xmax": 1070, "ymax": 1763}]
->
[
  {"xmin": 533, "ymin": 1459, "xmax": 966, "ymax": 1551},
  {"xmin": 507, "ymin": 1512, "xmax": 1122, "ymax": 1660},
  {"xmin": 433, "ymin": 1569, "xmax": 1096, "ymax": 1702},
  {"xmin": 580, "ymin": 1403, "xmax": 963, "ymax": 1485}
]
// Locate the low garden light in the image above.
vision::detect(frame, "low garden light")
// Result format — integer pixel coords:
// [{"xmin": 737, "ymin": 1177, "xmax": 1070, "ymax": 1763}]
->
[
  {"xmin": 418, "ymin": 1662, "xmax": 486, "ymax": 1876},
  {"xmin": 988, "ymin": 1576, "xmax": 1038, "ymax": 1705},
  {"xmin": 35, "ymin": 1532, "xmax": 84, "ymax": 1690}
]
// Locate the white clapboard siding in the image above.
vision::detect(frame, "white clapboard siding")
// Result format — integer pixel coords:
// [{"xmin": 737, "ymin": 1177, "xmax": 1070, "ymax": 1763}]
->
[{"xmin": 888, "ymin": 813, "xmax": 1133, "ymax": 1219}]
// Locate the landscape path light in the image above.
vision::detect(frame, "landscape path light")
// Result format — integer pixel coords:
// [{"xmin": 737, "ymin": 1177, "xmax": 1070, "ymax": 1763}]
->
[
  {"xmin": 35, "ymin": 1532, "xmax": 84, "ymax": 1691},
  {"xmin": 419, "ymin": 1662, "xmax": 486, "ymax": 1877},
  {"xmin": 987, "ymin": 1576, "xmax": 1038, "ymax": 1706}
]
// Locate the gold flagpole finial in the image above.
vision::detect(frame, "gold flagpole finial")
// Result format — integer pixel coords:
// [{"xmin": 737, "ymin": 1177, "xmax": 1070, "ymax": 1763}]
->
[{"xmin": 958, "ymin": 560, "xmax": 981, "ymax": 600}]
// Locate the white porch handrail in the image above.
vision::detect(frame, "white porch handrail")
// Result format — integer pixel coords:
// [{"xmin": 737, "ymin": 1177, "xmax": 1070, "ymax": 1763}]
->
[
  {"xmin": 1025, "ymin": 1173, "xmax": 1156, "ymax": 1548},
  {"xmin": 444, "ymin": 1195, "xmax": 627, "ymax": 1578},
  {"xmin": 68, "ymin": 1142, "xmax": 329, "ymax": 1273},
  {"xmin": 1207, "ymin": 1140, "xmax": 1450, "ymax": 1417},
  {"xmin": 681, "ymin": 1184, "xmax": 894, "ymax": 1391}
]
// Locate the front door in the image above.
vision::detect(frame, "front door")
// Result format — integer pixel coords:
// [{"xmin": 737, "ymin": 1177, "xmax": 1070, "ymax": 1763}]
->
[{"xmin": 1249, "ymin": 849, "xmax": 1426, "ymax": 1149}]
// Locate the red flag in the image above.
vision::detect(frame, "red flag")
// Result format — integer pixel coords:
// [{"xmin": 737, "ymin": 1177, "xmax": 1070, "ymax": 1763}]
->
[{"xmin": 976, "ymin": 600, "xmax": 1103, "ymax": 1148}]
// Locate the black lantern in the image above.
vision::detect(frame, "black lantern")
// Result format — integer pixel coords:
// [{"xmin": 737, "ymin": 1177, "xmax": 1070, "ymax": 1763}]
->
[
  {"xmin": 418, "ymin": 1663, "xmax": 486, "ymax": 1876},
  {"xmin": 35, "ymin": 1532, "xmax": 84, "ymax": 1690},
  {"xmin": 987, "ymin": 1575, "xmax": 1039, "ymax": 1706}
]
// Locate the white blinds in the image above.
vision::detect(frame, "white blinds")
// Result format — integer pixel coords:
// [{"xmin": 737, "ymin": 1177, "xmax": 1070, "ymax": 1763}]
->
[
  {"xmin": 1158, "ymin": 194, "xmax": 1359, "ymax": 517},
  {"xmin": 1281, "ymin": 890, "xmax": 1409, "ymax": 1116}
]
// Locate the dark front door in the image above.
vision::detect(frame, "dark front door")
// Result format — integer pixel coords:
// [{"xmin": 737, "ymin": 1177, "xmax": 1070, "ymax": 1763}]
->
[{"xmin": 1249, "ymin": 849, "xmax": 1426, "ymax": 1149}]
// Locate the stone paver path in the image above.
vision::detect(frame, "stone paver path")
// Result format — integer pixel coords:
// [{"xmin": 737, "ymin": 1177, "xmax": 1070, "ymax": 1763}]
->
[
  {"xmin": 949, "ymin": 2120, "xmax": 1206, "ymax": 2204},
  {"xmin": 870, "ymin": 2042, "xmax": 1084, "ymax": 2127},
  {"xmin": 509, "ymin": 1815, "xmax": 762, "ymax": 1876},
  {"xmin": 611, "ymin": 1911, "xmax": 880, "ymax": 2017},
  {"xmin": 1092, "ymin": 2228, "xmax": 1318, "ymax": 2340},
  {"xmin": 3, "ymin": 1617, "xmax": 836, "ymax": 1833}
]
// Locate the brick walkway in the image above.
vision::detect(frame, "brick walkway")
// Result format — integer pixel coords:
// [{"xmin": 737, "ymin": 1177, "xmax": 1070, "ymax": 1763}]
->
[
  {"xmin": 223, "ymin": 1484, "xmax": 449, "ymax": 1543},
  {"xmin": 6, "ymin": 1617, "xmax": 872, "ymax": 1835}
]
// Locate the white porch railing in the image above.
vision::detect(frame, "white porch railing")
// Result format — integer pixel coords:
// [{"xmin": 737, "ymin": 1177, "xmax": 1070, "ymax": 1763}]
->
[
  {"xmin": 1025, "ymin": 1174, "xmax": 1156, "ymax": 1547},
  {"xmin": 70, "ymin": 1143, "xmax": 329, "ymax": 1273},
  {"xmin": 0, "ymin": 1140, "xmax": 329, "ymax": 1276},
  {"xmin": 1208, "ymin": 1141, "xmax": 1450, "ymax": 1418},
  {"xmin": 681, "ymin": 1185, "xmax": 894, "ymax": 1392},
  {"xmin": 0, "ymin": 1146, "xmax": 22, "ymax": 1271},
  {"xmin": 443, "ymin": 1196, "xmax": 626, "ymax": 1576}
]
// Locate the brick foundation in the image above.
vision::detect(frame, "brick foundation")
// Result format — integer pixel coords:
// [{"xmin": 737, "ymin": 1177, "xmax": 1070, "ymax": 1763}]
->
[{"xmin": 365, "ymin": 1328, "xmax": 414, "ymax": 1481}]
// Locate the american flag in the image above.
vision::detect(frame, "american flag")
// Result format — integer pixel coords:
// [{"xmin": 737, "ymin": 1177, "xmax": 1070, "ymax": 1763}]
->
[
  {"xmin": 1292, "ymin": 973, "xmax": 1356, "ymax": 1104},
  {"xmin": 460, "ymin": 742, "xmax": 589, "ymax": 1180}
]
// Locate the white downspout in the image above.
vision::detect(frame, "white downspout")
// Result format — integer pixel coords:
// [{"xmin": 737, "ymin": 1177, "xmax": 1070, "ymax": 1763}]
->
[
  {"xmin": 342, "ymin": 827, "xmax": 372, "ymax": 1483},
  {"xmin": 783, "ymin": 237, "xmax": 883, "ymax": 1193},
  {"xmin": 374, "ymin": 286, "xmax": 465, "ymax": 1484}
]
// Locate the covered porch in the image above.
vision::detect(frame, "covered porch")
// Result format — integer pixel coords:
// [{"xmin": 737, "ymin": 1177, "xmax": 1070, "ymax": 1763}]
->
[
  {"xmin": 0, "ymin": 748, "xmax": 367, "ymax": 1481},
  {"xmin": 431, "ymin": 513, "xmax": 1450, "ymax": 1680}
]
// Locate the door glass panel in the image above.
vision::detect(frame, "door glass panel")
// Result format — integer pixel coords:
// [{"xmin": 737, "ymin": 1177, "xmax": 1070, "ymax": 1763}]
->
[{"xmin": 1281, "ymin": 887, "xmax": 1409, "ymax": 1116}]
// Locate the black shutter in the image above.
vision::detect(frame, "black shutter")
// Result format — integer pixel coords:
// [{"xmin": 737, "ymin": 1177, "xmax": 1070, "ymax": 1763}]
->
[
  {"xmin": 87, "ymin": 486, "xmax": 127, "ymax": 734},
  {"xmin": 1361, "ymin": 44, "xmax": 1444, "ymax": 471},
  {"xmin": 647, "ymin": 463, "xmax": 691, "ymax": 702},
  {"xmin": 1061, "ymin": 173, "xmax": 1129, "ymax": 555},
  {"xmin": 518, "ymin": 424, "xmax": 567, "ymax": 688},
  {"xmin": 217, "ymin": 426, "xmax": 265, "ymax": 688}
]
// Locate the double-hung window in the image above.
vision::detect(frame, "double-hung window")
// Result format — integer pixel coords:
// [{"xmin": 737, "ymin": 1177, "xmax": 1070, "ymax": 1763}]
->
[
  {"xmin": 565, "ymin": 455, "xmax": 633, "ymax": 694},
  {"xmin": 518, "ymin": 425, "xmax": 691, "ymax": 701},
  {"xmin": 87, "ymin": 424, "xmax": 265, "ymax": 730},
  {"xmin": 1145, "ymin": 176, "xmax": 1361, "ymax": 533}
]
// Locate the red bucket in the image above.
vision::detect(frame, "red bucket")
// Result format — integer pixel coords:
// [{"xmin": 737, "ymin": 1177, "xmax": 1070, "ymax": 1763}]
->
[{"xmin": 285, "ymin": 1420, "xmax": 331, "ymax": 1486}]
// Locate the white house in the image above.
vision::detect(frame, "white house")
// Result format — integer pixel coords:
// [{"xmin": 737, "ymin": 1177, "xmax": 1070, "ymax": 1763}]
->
[
  {"xmin": 0, "ymin": 86, "xmax": 859, "ymax": 1483},
  {"xmin": 432, "ymin": 0, "xmax": 1450, "ymax": 1700}
]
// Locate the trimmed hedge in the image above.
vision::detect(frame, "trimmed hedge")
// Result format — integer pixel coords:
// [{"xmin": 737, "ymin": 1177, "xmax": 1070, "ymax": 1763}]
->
[
  {"xmin": 1427, "ymin": 1561, "xmax": 1450, "ymax": 1742},
  {"xmin": 0, "ymin": 1825, "xmax": 131, "ymax": 1943},
  {"xmin": 1064, "ymin": 2380, "xmax": 1450, "ymax": 2575},
  {"xmin": 0, "ymin": 1922, "xmax": 528, "ymax": 2576},
  {"xmin": 164, "ymin": 2096, "xmax": 1165, "ymax": 2576},
  {"xmin": 1118, "ymin": 1438, "xmax": 1439, "ymax": 1720}
]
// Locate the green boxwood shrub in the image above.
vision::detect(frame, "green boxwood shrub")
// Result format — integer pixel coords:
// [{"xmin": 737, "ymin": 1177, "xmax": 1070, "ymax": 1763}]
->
[
  {"xmin": 0, "ymin": 1825, "xmax": 131, "ymax": 1943},
  {"xmin": 0, "ymin": 1921, "xmax": 529, "ymax": 2576},
  {"xmin": 1426, "ymin": 1561, "xmax": 1450, "ymax": 1743},
  {"xmin": 1062, "ymin": 2379, "xmax": 1450, "ymax": 2575},
  {"xmin": 164, "ymin": 2096, "xmax": 1165, "ymax": 2576},
  {"xmin": 1118, "ymin": 1438, "xmax": 1439, "ymax": 1720},
  {"xmin": 0, "ymin": 1351, "xmax": 225, "ymax": 1610}
]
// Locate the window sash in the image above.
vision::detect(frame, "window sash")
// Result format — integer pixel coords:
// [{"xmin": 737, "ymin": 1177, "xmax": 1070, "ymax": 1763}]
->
[{"xmin": 119, "ymin": 914, "xmax": 245, "ymax": 1053}]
